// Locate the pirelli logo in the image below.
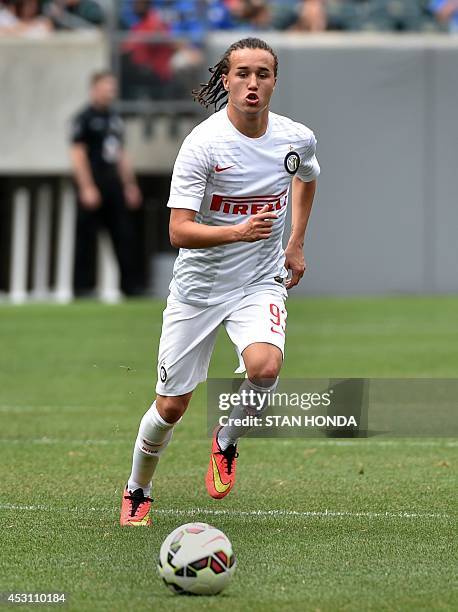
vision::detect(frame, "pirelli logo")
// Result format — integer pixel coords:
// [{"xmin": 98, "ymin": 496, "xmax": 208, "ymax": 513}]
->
[{"xmin": 210, "ymin": 189, "xmax": 288, "ymax": 215}]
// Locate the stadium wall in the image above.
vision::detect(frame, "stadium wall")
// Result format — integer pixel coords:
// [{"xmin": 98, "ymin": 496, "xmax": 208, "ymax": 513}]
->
[
  {"xmin": 1, "ymin": 33, "xmax": 457, "ymax": 296},
  {"xmin": 0, "ymin": 33, "xmax": 108, "ymax": 174}
]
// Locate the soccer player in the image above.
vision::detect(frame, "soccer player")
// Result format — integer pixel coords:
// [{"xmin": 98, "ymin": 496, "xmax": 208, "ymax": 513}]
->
[{"xmin": 120, "ymin": 37, "xmax": 320, "ymax": 526}]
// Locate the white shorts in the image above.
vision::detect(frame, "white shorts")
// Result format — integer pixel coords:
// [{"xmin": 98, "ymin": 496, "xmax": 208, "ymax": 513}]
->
[{"xmin": 155, "ymin": 290, "xmax": 287, "ymax": 396}]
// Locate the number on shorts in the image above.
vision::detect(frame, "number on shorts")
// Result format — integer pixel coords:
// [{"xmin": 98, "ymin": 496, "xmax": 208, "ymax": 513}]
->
[{"xmin": 270, "ymin": 303, "xmax": 286, "ymax": 336}]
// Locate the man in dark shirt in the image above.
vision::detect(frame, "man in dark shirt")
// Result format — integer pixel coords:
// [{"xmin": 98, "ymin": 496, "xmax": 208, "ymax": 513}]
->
[{"xmin": 70, "ymin": 71, "xmax": 143, "ymax": 297}]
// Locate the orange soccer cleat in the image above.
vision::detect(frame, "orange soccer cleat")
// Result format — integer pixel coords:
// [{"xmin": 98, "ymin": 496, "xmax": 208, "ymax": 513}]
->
[
  {"xmin": 205, "ymin": 428, "xmax": 239, "ymax": 499},
  {"xmin": 120, "ymin": 487, "xmax": 153, "ymax": 526}
]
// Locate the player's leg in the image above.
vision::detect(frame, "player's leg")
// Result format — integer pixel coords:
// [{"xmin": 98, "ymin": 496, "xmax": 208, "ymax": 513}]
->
[
  {"xmin": 121, "ymin": 295, "xmax": 224, "ymax": 524},
  {"xmin": 120, "ymin": 392, "xmax": 192, "ymax": 527},
  {"xmin": 102, "ymin": 179, "xmax": 140, "ymax": 296},
  {"xmin": 127, "ymin": 392, "xmax": 193, "ymax": 496},
  {"xmin": 205, "ymin": 344, "xmax": 282, "ymax": 500},
  {"xmin": 217, "ymin": 342, "xmax": 282, "ymax": 446},
  {"xmin": 73, "ymin": 201, "xmax": 99, "ymax": 296},
  {"xmin": 205, "ymin": 291, "xmax": 286, "ymax": 499},
  {"xmin": 223, "ymin": 290, "xmax": 286, "ymax": 446}
]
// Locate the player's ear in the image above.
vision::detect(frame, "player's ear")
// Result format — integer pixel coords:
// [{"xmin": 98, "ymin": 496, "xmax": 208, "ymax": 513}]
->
[{"xmin": 222, "ymin": 74, "xmax": 229, "ymax": 92}]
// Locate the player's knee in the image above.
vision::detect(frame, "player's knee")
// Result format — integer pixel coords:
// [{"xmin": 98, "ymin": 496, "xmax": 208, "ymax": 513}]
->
[
  {"xmin": 156, "ymin": 395, "xmax": 190, "ymax": 423},
  {"xmin": 248, "ymin": 359, "xmax": 281, "ymax": 384}
]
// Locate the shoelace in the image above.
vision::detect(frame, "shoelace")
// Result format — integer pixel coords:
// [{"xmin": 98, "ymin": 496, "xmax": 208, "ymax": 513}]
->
[
  {"xmin": 216, "ymin": 445, "xmax": 239, "ymax": 475},
  {"xmin": 124, "ymin": 491, "xmax": 153, "ymax": 517}
]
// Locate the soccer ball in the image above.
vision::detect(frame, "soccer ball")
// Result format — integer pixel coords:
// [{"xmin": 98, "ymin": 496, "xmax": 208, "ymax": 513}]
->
[{"xmin": 157, "ymin": 522, "xmax": 236, "ymax": 595}]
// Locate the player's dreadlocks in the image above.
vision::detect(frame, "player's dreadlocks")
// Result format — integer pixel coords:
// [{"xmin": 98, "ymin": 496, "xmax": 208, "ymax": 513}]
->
[{"xmin": 192, "ymin": 38, "xmax": 278, "ymax": 111}]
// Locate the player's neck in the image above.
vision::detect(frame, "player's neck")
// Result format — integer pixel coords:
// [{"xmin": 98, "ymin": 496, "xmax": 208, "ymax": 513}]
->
[
  {"xmin": 91, "ymin": 99, "xmax": 110, "ymax": 111},
  {"xmin": 226, "ymin": 104, "xmax": 269, "ymax": 139}
]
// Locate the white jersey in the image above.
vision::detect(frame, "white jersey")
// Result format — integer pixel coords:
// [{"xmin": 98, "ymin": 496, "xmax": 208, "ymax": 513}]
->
[{"xmin": 167, "ymin": 107, "xmax": 320, "ymax": 306}]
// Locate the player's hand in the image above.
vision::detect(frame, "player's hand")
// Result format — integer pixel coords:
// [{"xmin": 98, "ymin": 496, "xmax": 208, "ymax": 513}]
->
[
  {"xmin": 238, "ymin": 205, "xmax": 278, "ymax": 242},
  {"xmin": 80, "ymin": 185, "xmax": 101, "ymax": 210},
  {"xmin": 284, "ymin": 242, "xmax": 306, "ymax": 289},
  {"xmin": 124, "ymin": 183, "xmax": 142, "ymax": 210}
]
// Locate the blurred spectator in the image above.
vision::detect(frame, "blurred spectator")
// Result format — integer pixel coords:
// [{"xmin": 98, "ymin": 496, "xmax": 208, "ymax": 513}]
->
[
  {"xmin": 291, "ymin": 0, "xmax": 327, "ymax": 31},
  {"xmin": 429, "ymin": 0, "xmax": 458, "ymax": 32},
  {"xmin": 120, "ymin": 0, "xmax": 206, "ymax": 100},
  {"xmin": 327, "ymin": 0, "xmax": 366, "ymax": 31},
  {"xmin": 207, "ymin": 0, "xmax": 239, "ymax": 29},
  {"xmin": 325, "ymin": 0, "xmax": 435, "ymax": 32},
  {"xmin": 120, "ymin": 0, "xmax": 177, "ymax": 99},
  {"xmin": 270, "ymin": 0, "xmax": 327, "ymax": 31},
  {"xmin": 120, "ymin": 0, "xmax": 238, "ymax": 32},
  {"xmin": 44, "ymin": 0, "xmax": 105, "ymax": 29},
  {"xmin": 270, "ymin": 0, "xmax": 300, "ymax": 29},
  {"xmin": 171, "ymin": 0, "xmax": 239, "ymax": 40},
  {"xmin": 361, "ymin": 0, "xmax": 423, "ymax": 32},
  {"xmin": 0, "ymin": 0, "xmax": 52, "ymax": 35},
  {"xmin": 70, "ymin": 71, "xmax": 144, "ymax": 297},
  {"xmin": 0, "ymin": 0, "xmax": 18, "ymax": 27},
  {"xmin": 229, "ymin": 0, "xmax": 272, "ymax": 29}
]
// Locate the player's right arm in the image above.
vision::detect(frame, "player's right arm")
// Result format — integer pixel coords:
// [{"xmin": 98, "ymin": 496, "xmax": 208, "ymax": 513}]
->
[
  {"xmin": 168, "ymin": 129, "xmax": 276, "ymax": 248},
  {"xmin": 169, "ymin": 205, "xmax": 277, "ymax": 249}
]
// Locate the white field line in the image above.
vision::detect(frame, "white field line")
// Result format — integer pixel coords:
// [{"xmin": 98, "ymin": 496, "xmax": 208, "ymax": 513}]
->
[
  {"xmin": 0, "ymin": 437, "xmax": 456, "ymax": 447},
  {"xmin": 0, "ymin": 504, "xmax": 451, "ymax": 521},
  {"xmin": 0, "ymin": 405, "xmax": 126, "ymax": 413},
  {"xmin": 0, "ymin": 438, "xmax": 110, "ymax": 445},
  {"xmin": 282, "ymin": 439, "xmax": 458, "ymax": 447}
]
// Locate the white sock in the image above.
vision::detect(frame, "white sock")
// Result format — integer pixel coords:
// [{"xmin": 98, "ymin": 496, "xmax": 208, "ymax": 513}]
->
[
  {"xmin": 127, "ymin": 401, "xmax": 175, "ymax": 496},
  {"xmin": 218, "ymin": 377, "xmax": 278, "ymax": 450}
]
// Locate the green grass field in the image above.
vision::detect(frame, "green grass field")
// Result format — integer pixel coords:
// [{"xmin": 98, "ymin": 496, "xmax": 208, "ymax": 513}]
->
[{"xmin": 0, "ymin": 297, "xmax": 457, "ymax": 611}]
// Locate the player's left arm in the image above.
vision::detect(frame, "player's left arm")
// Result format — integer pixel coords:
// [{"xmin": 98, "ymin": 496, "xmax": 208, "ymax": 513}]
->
[
  {"xmin": 284, "ymin": 177, "xmax": 317, "ymax": 289},
  {"xmin": 117, "ymin": 151, "xmax": 142, "ymax": 210}
]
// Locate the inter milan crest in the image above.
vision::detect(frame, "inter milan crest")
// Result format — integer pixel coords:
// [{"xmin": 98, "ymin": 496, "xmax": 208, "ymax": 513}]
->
[{"xmin": 284, "ymin": 151, "xmax": 300, "ymax": 175}]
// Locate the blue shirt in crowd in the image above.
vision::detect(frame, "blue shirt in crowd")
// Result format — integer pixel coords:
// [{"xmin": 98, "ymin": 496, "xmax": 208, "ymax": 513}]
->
[{"xmin": 430, "ymin": 0, "xmax": 458, "ymax": 32}]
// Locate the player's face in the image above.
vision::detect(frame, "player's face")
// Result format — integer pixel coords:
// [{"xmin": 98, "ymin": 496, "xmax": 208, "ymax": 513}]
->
[
  {"xmin": 91, "ymin": 76, "xmax": 118, "ymax": 107},
  {"xmin": 222, "ymin": 48, "xmax": 276, "ymax": 116}
]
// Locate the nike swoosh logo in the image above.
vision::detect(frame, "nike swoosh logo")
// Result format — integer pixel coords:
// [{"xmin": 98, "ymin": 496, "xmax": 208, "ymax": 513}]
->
[
  {"xmin": 215, "ymin": 164, "xmax": 235, "ymax": 173},
  {"xmin": 129, "ymin": 515, "xmax": 150, "ymax": 526},
  {"xmin": 211, "ymin": 456, "xmax": 231, "ymax": 493}
]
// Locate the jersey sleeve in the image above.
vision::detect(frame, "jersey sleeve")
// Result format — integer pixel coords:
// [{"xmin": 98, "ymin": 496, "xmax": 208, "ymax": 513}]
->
[
  {"xmin": 70, "ymin": 112, "xmax": 88, "ymax": 144},
  {"xmin": 70, "ymin": 112, "xmax": 88, "ymax": 145},
  {"xmin": 167, "ymin": 132, "xmax": 212, "ymax": 212},
  {"xmin": 296, "ymin": 131, "xmax": 320, "ymax": 183}
]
